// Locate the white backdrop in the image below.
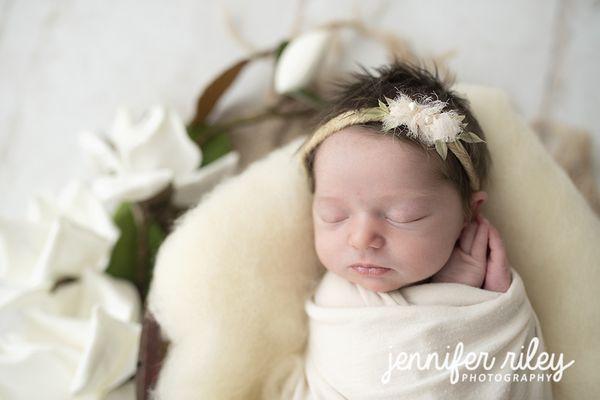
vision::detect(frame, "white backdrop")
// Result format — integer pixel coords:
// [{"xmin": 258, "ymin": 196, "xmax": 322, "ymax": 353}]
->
[{"xmin": 1, "ymin": 0, "xmax": 599, "ymax": 216}]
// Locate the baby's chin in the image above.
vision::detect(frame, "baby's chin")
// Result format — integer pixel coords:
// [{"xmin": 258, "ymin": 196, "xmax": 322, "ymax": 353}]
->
[
  {"xmin": 356, "ymin": 280, "xmax": 401, "ymax": 293},
  {"xmin": 342, "ymin": 270, "xmax": 408, "ymax": 293}
]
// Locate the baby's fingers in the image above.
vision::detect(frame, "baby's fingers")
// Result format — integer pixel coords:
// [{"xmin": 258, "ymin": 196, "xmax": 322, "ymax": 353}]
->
[
  {"xmin": 470, "ymin": 216, "xmax": 489, "ymax": 264},
  {"xmin": 459, "ymin": 219, "xmax": 479, "ymax": 253},
  {"xmin": 483, "ymin": 221, "xmax": 512, "ymax": 292},
  {"xmin": 487, "ymin": 222, "xmax": 506, "ymax": 268}
]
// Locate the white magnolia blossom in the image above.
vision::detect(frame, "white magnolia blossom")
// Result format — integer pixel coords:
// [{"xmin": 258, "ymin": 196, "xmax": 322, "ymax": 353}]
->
[
  {"xmin": 3, "ymin": 106, "xmax": 243, "ymax": 399},
  {"xmin": 0, "ymin": 180, "xmax": 118, "ymax": 293},
  {"xmin": 0, "ymin": 181, "xmax": 141, "ymax": 399},
  {"xmin": 79, "ymin": 106, "xmax": 239, "ymax": 206},
  {"xmin": 172, "ymin": 150, "xmax": 240, "ymax": 207},
  {"xmin": 274, "ymin": 29, "xmax": 333, "ymax": 94},
  {"xmin": 0, "ymin": 269, "xmax": 141, "ymax": 400}
]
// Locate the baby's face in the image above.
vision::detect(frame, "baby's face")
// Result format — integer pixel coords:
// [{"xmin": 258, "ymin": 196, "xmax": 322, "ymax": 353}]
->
[{"xmin": 312, "ymin": 126, "xmax": 467, "ymax": 292}]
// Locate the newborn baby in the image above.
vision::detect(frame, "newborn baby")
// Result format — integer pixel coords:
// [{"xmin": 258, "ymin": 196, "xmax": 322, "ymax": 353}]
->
[
  {"xmin": 268, "ymin": 61, "xmax": 553, "ymax": 400},
  {"xmin": 311, "ymin": 125, "xmax": 510, "ymax": 295}
]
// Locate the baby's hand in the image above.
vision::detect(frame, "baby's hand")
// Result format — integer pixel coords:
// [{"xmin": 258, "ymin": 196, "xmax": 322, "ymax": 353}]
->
[{"xmin": 431, "ymin": 214, "xmax": 512, "ymax": 292}]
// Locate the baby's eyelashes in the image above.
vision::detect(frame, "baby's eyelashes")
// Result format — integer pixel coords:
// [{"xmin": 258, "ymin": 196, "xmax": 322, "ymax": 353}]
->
[
  {"xmin": 314, "ymin": 207, "xmax": 429, "ymax": 225},
  {"xmin": 385, "ymin": 215, "xmax": 427, "ymax": 225},
  {"xmin": 320, "ymin": 216, "xmax": 348, "ymax": 223},
  {"xmin": 316, "ymin": 211, "xmax": 348, "ymax": 223}
]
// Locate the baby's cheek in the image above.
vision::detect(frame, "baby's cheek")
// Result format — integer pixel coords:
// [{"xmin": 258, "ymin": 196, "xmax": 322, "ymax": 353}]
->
[
  {"xmin": 404, "ymin": 232, "xmax": 454, "ymax": 274},
  {"xmin": 313, "ymin": 231, "xmax": 339, "ymax": 270},
  {"xmin": 427, "ymin": 230, "xmax": 459, "ymax": 269}
]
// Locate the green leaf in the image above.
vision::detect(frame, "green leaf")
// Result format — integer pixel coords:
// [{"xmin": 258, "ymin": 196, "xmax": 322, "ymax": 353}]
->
[
  {"xmin": 105, "ymin": 202, "xmax": 167, "ymax": 303},
  {"xmin": 187, "ymin": 123, "xmax": 226, "ymax": 144},
  {"xmin": 187, "ymin": 122, "xmax": 208, "ymax": 143},
  {"xmin": 274, "ymin": 40, "xmax": 290, "ymax": 62},
  {"xmin": 363, "ymin": 107, "xmax": 388, "ymax": 120},
  {"xmin": 105, "ymin": 202, "xmax": 138, "ymax": 283},
  {"xmin": 435, "ymin": 140, "xmax": 448, "ymax": 160},
  {"xmin": 201, "ymin": 131, "xmax": 232, "ymax": 167},
  {"xmin": 458, "ymin": 131, "xmax": 485, "ymax": 143},
  {"xmin": 377, "ymin": 99, "xmax": 389, "ymax": 113},
  {"xmin": 145, "ymin": 219, "xmax": 166, "ymax": 292},
  {"xmin": 147, "ymin": 221, "xmax": 165, "ymax": 264},
  {"xmin": 190, "ymin": 58, "xmax": 250, "ymax": 126}
]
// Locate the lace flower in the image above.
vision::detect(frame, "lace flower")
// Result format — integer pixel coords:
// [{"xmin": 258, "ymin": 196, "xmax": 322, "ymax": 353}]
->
[{"xmin": 377, "ymin": 94, "xmax": 485, "ymax": 159}]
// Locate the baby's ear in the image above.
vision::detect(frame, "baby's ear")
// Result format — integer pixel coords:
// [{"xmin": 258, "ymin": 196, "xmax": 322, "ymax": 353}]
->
[{"xmin": 469, "ymin": 191, "xmax": 488, "ymax": 218}]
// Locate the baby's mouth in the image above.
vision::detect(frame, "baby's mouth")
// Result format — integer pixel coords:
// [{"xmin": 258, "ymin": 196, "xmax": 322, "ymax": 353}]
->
[{"xmin": 349, "ymin": 263, "xmax": 392, "ymax": 276}]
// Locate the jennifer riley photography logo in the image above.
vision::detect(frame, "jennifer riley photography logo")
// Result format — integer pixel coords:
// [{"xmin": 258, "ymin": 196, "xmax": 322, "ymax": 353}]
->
[{"xmin": 381, "ymin": 337, "xmax": 575, "ymax": 385}]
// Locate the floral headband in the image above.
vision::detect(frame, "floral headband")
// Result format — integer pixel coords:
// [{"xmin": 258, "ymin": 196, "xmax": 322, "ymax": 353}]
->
[{"xmin": 298, "ymin": 93, "xmax": 486, "ymax": 191}]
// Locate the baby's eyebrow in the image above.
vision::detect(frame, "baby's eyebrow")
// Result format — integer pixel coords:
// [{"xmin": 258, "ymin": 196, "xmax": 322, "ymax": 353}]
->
[
  {"xmin": 314, "ymin": 193, "xmax": 435, "ymax": 205},
  {"xmin": 377, "ymin": 193, "xmax": 435, "ymax": 202}
]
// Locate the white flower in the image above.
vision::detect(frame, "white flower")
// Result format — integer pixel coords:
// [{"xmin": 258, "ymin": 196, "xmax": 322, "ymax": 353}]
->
[
  {"xmin": 80, "ymin": 106, "xmax": 239, "ymax": 206},
  {"xmin": 80, "ymin": 106, "xmax": 199, "ymax": 203},
  {"xmin": 381, "ymin": 94, "xmax": 465, "ymax": 146},
  {"xmin": 173, "ymin": 151, "xmax": 240, "ymax": 207},
  {"xmin": 0, "ymin": 180, "xmax": 118, "ymax": 290},
  {"xmin": 0, "ymin": 181, "xmax": 141, "ymax": 399},
  {"xmin": 274, "ymin": 29, "xmax": 333, "ymax": 94},
  {"xmin": 0, "ymin": 269, "xmax": 141, "ymax": 399},
  {"xmin": 427, "ymin": 111, "xmax": 464, "ymax": 142}
]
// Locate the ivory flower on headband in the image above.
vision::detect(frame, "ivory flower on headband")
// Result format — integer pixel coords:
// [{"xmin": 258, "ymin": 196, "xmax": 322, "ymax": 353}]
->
[
  {"xmin": 368, "ymin": 94, "xmax": 485, "ymax": 160},
  {"xmin": 298, "ymin": 93, "xmax": 486, "ymax": 191}
]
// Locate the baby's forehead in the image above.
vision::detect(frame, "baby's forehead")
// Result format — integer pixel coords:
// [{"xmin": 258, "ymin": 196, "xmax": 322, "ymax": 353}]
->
[
  {"xmin": 315, "ymin": 130, "xmax": 442, "ymax": 177},
  {"xmin": 311, "ymin": 128, "xmax": 452, "ymax": 205},
  {"xmin": 316, "ymin": 127, "xmax": 430, "ymax": 162}
]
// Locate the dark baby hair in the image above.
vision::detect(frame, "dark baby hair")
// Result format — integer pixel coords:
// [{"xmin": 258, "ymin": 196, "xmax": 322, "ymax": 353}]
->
[{"xmin": 303, "ymin": 59, "xmax": 492, "ymax": 220}]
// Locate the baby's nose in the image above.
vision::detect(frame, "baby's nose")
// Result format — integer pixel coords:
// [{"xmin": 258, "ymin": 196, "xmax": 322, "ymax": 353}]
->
[{"xmin": 348, "ymin": 217, "xmax": 385, "ymax": 250}]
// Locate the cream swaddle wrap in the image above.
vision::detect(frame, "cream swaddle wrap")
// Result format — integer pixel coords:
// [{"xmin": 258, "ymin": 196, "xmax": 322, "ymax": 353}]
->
[{"xmin": 268, "ymin": 269, "xmax": 554, "ymax": 400}]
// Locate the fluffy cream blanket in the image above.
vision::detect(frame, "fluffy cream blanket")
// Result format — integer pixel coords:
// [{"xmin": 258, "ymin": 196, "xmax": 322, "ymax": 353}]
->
[
  {"xmin": 147, "ymin": 85, "xmax": 600, "ymax": 400},
  {"xmin": 266, "ymin": 270, "xmax": 554, "ymax": 399}
]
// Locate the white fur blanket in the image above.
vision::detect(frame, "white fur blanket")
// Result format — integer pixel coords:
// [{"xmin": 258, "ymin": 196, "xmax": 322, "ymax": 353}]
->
[
  {"xmin": 265, "ymin": 270, "xmax": 554, "ymax": 400},
  {"xmin": 147, "ymin": 85, "xmax": 600, "ymax": 400}
]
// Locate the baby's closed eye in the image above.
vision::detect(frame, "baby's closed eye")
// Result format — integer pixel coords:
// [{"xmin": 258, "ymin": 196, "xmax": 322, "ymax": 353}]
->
[
  {"xmin": 385, "ymin": 208, "xmax": 430, "ymax": 224},
  {"xmin": 316, "ymin": 208, "xmax": 348, "ymax": 223},
  {"xmin": 385, "ymin": 214, "xmax": 428, "ymax": 224},
  {"xmin": 315, "ymin": 208, "xmax": 429, "ymax": 225}
]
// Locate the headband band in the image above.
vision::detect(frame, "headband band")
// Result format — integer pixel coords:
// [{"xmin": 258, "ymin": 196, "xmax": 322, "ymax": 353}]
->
[{"xmin": 297, "ymin": 93, "xmax": 485, "ymax": 191}]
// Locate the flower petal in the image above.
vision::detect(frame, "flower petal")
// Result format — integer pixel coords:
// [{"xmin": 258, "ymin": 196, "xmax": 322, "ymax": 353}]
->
[
  {"xmin": 31, "ymin": 217, "xmax": 113, "ymax": 284},
  {"xmin": 118, "ymin": 107, "xmax": 201, "ymax": 177},
  {"xmin": 0, "ymin": 338, "xmax": 81, "ymax": 400},
  {"xmin": 70, "ymin": 306, "xmax": 141, "ymax": 396},
  {"xmin": 73, "ymin": 269, "xmax": 141, "ymax": 322},
  {"xmin": 0, "ymin": 271, "xmax": 141, "ymax": 398},
  {"xmin": 28, "ymin": 180, "xmax": 119, "ymax": 247},
  {"xmin": 173, "ymin": 151, "xmax": 240, "ymax": 207},
  {"xmin": 91, "ymin": 169, "xmax": 173, "ymax": 203},
  {"xmin": 274, "ymin": 29, "xmax": 333, "ymax": 94},
  {"xmin": 79, "ymin": 131, "xmax": 123, "ymax": 175},
  {"xmin": 57, "ymin": 180, "xmax": 120, "ymax": 245},
  {"xmin": 0, "ymin": 217, "xmax": 50, "ymax": 285}
]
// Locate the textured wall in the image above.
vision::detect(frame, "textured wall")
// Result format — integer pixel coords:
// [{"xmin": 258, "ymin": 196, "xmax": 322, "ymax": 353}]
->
[{"xmin": 1, "ymin": 0, "xmax": 598, "ymax": 215}]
